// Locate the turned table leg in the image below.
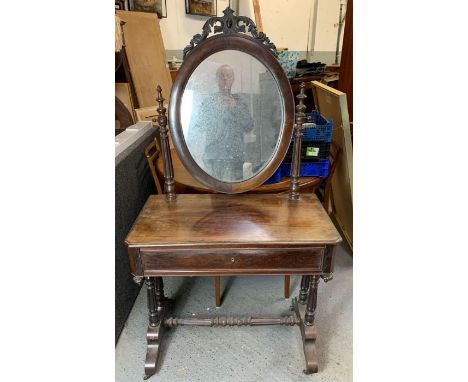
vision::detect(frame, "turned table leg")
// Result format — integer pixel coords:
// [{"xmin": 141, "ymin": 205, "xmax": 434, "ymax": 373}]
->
[
  {"xmin": 302, "ymin": 275, "xmax": 320, "ymax": 374},
  {"xmin": 299, "ymin": 275, "xmax": 310, "ymax": 305},
  {"xmin": 304, "ymin": 276, "xmax": 320, "ymax": 326},
  {"xmin": 293, "ymin": 275, "xmax": 320, "ymax": 375},
  {"xmin": 144, "ymin": 277, "xmax": 166, "ymax": 380},
  {"xmin": 154, "ymin": 276, "xmax": 166, "ymax": 307}
]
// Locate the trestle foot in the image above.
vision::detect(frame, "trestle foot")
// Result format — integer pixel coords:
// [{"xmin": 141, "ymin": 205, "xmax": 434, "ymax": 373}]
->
[
  {"xmin": 143, "ymin": 324, "xmax": 164, "ymax": 380},
  {"xmin": 293, "ymin": 297, "xmax": 319, "ymax": 374},
  {"xmin": 143, "ymin": 277, "xmax": 170, "ymax": 379}
]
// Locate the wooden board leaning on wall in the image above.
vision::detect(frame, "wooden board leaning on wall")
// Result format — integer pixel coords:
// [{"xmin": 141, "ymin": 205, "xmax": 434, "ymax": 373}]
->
[
  {"xmin": 311, "ymin": 81, "xmax": 353, "ymax": 250},
  {"xmin": 116, "ymin": 10, "xmax": 172, "ymax": 108},
  {"xmin": 116, "ymin": 83, "xmax": 136, "ymax": 123}
]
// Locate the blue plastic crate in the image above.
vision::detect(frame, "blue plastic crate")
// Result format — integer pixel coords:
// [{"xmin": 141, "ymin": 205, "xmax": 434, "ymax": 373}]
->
[
  {"xmin": 263, "ymin": 168, "xmax": 282, "ymax": 185},
  {"xmin": 281, "ymin": 160, "xmax": 329, "ymax": 177},
  {"xmin": 300, "ymin": 110, "xmax": 333, "ymax": 142},
  {"xmin": 263, "ymin": 159, "xmax": 329, "ymax": 184}
]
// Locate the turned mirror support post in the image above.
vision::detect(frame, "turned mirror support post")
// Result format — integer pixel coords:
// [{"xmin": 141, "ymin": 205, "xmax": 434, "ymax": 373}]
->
[
  {"xmin": 289, "ymin": 82, "xmax": 306, "ymax": 201},
  {"xmin": 155, "ymin": 85, "xmax": 176, "ymax": 201}
]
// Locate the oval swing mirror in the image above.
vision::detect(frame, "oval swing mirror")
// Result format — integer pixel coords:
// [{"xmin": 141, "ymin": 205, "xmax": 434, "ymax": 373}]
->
[{"xmin": 169, "ymin": 17, "xmax": 294, "ymax": 193}]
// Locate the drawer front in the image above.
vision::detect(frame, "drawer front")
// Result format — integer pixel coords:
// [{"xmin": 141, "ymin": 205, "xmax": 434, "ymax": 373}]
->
[{"xmin": 141, "ymin": 247, "xmax": 324, "ymax": 275}]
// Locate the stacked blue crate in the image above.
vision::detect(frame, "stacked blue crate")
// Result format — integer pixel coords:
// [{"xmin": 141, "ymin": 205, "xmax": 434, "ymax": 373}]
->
[{"xmin": 263, "ymin": 110, "xmax": 333, "ymax": 185}]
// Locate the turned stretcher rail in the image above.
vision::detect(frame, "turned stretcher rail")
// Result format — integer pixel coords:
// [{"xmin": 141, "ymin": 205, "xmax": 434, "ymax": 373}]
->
[{"xmin": 164, "ymin": 315, "xmax": 300, "ymax": 328}]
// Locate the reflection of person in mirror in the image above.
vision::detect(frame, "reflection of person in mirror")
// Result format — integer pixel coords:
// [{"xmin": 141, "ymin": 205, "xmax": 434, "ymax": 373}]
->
[{"xmin": 187, "ymin": 64, "xmax": 254, "ymax": 182}]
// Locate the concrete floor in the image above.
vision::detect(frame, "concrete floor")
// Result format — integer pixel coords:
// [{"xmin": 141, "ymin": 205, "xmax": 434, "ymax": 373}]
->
[{"xmin": 116, "ymin": 244, "xmax": 352, "ymax": 382}]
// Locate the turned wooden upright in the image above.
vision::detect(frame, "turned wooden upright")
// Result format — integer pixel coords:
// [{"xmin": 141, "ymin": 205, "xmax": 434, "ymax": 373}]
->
[
  {"xmin": 153, "ymin": 85, "xmax": 176, "ymax": 201},
  {"xmin": 289, "ymin": 82, "xmax": 307, "ymax": 200}
]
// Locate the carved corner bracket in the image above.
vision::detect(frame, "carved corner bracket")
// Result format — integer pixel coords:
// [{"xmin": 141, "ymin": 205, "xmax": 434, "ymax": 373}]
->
[
  {"xmin": 133, "ymin": 275, "xmax": 144, "ymax": 285},
  {"xmin": 183, "ymin": 6, "xmax": 277, "ymax": 59}
]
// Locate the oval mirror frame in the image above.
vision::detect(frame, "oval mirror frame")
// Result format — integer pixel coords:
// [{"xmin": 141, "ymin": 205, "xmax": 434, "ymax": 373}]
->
[{"xmin": 169, "ymin": 33, "xmax": 294, "ymax": 193}]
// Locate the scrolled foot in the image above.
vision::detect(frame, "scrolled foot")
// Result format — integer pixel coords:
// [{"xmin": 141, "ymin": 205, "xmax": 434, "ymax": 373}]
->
[
  {"xmin": 144, "ymin": 325, "xmax": 164, "ymax": 379},
  {"xmin": 302, "ymin": 324, "xmax": 318, "ymax": 374},
  {"xmin": 293, "ymin": 298, "xmax": 319, "ymax": 375}
]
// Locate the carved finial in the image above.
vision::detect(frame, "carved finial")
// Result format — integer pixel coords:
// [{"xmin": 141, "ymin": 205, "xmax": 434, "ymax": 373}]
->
[
  {"xmin": 155, "ymin": 85, "xmax": 167, "ymax": 129},
  {"xmin": 154, "ymin": 85, "xmax": 176, "ymax": 201},
  {"xmin": 223, "ymin": 6, "xmax": 235, "ymax": 17},
  {"xmin": 156, "ymin": 85, "xmax": 164, "ymax": 108},
  {"xmin": 296, "ymin": 82, "xmax": 307, "ymax": 120}
]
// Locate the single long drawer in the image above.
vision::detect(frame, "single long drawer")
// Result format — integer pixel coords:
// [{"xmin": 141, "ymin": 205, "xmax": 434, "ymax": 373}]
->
[{"xmin": 140, "ymin": 247, "xmax": 324, "ymax": 276}]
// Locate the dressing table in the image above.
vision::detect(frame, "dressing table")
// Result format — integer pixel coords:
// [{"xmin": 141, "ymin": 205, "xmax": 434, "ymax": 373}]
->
[{"xmin": 125, "ymin": 7, "xmax": 341, "ymax": 379}]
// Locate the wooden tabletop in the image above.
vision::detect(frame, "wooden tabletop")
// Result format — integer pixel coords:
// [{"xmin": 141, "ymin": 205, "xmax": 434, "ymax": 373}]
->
[
  {"xmin": 126, "ymin": 193, "xmax": 341, "ymax": 248},
  {"xmin": 156, "ymin": 148, "xmax": 323, "ymax": 193}
]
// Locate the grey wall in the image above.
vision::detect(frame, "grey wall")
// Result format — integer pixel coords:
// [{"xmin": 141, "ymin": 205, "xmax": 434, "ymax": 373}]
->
[{"xmin": 115, "ymin": 127, "xmax": 157, "ymax": 343}]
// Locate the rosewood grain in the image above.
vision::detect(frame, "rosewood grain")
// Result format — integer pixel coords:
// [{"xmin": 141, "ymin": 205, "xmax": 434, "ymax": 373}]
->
[
  {"xmin": 321, "ymin": 245, "xmax": 336, "ymax": 281},
  {"xmin": 140, "ymin": 247, "xmax": 324, "ymax": 276},
  {"xmin": 126, "ymin": 246, "xmax": 142, "ymax": 277},
  {"xmin": 125, "ymin": 193, "xmax": 341, "ymax": 248}
]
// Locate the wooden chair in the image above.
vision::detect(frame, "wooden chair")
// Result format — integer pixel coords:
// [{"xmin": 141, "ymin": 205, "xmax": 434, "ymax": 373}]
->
[
  {"xmin": 115, "ymin": 97, "xmax": 134, "ymax": 129},
  {"xmin": 145, "ymin": 138, "xmax": 163, "ymax": 195}
]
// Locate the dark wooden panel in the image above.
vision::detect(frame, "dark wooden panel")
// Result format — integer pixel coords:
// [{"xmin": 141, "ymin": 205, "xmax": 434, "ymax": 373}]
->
[{"xmin": 140, "ymin": 247, "xmax": 324, "ymax": 275}]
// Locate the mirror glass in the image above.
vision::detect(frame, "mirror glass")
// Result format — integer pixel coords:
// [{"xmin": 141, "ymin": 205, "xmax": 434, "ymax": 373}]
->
[{"xmin": 180, "ymin": 50, "xmax": 284, "ymax": 183}]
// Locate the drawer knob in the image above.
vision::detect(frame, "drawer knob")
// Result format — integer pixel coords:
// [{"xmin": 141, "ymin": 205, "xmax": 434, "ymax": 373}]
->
[{"xmin": 231, "ymin": 257, "xmax": 235, "ymax": 262}]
